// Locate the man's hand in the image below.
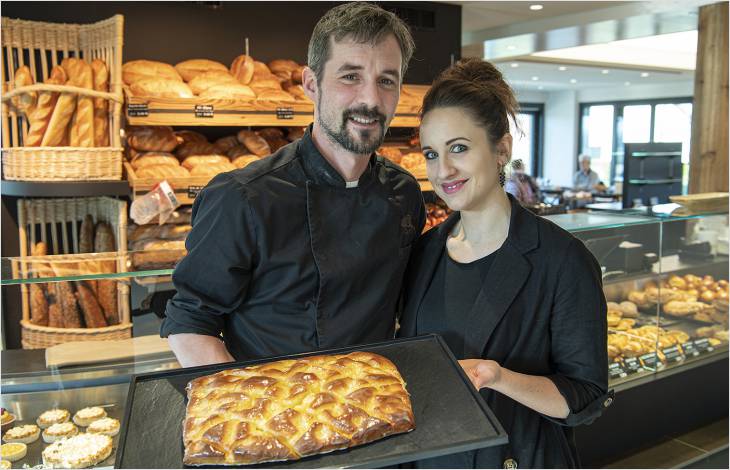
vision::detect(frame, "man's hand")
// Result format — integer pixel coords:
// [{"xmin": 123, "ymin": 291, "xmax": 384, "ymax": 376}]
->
[
  {"xmin": 167, "ymin": 333, "xmax": 235, "ymax": 368},
  {"xmin": 458, "ymin": 359, "xmax": 502, "ymax": 390}
]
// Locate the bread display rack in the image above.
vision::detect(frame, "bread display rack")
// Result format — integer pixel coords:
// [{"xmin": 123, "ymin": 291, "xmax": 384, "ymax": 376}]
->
[
  {"xmin": 13, "ymin": 197, "xmax": 131, "ymax": 349},
  {"xmin": 1, "ymin": 15, "xmax": 124, "ymax": 181},
  {"xmin": 123, "ymin": 84, "xmax": 426, "ymax": 128}
]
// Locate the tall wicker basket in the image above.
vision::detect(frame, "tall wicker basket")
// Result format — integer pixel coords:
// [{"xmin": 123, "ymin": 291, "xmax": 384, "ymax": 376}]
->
[
  {"xmin": 14, "ymin": 197, "xmax": 131, "ymax": 349},
  {"xmin": 1, "ymin": 15, "xmax": 124, "ymax": 180}
]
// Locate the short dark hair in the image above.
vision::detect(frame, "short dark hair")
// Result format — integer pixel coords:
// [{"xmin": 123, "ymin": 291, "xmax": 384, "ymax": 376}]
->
[
  {"xmin": 421, "ymin": 58, "xmax": 520, "ymax": 150},
  {"xmin": 308, "ymin": 2, "xmax": 415, "ymax": 82}
]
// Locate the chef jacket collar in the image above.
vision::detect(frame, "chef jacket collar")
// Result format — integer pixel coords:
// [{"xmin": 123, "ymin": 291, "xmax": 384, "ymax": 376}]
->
[{"xmin": 298, "ymin": 124, "xmax": 376, "ymax": 189}]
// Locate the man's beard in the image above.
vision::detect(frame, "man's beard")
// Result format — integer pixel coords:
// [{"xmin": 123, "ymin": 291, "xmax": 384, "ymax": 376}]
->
[{"xmin": 318, "ymin": 98, "xmax": 387, "ymax": 155}]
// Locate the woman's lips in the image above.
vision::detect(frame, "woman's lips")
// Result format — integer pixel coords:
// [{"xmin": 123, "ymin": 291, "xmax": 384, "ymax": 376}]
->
[{"xmin": 441, "ymin": 179, "xmax": 468, "ymax": 195}]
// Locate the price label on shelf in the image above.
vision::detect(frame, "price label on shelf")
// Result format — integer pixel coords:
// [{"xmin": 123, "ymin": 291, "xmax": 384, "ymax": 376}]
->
[
  {"xmin": 693, "ymin": 338, "xmax": 715, "ymax": 354},
  {"xmin": 276, "ymin": 107, "xmax": 294, "ymax": 120},
  {"xmin": 661, "ymin": 345, "xmax": 685, "ymax": 363},
  {"xmin": 681, "ymin": 341, "xmax": 700, "ymax": 357},
  {"xmin": 623, "ymin": 357, "xmax": 643, "ymax": 374},
  {"xmin": 128, "ymin": 103, "xmax": 149, "ymax": 117},
  {"xmin": 194, "ymin": 104, "xmax": 214, "ymax": 118},
  {"xmin": 608, "ymin": 362, "xmax": 628, "ymax": 380},
  {"xmin": 187, "ymin": 186, "xmax": 204, "ymax": 199},
  {"xmin": 639, "ymin": 352, "xmax": 659, "ymax": 369}
]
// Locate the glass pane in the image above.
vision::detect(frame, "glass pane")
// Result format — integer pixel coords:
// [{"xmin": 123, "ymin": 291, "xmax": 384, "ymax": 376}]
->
[
  {"xmin": 581, "ymin": 105, "xmax": 614, "ymax": 185},
  {"xmin": 622, "ymin": 105, "xmax": 652, "ymax": 143},
  {"xmin": 511, "ymin": 113, "xmax": 534, "ymax": 175},
  {"xmin": 654, "ymin": 103, "xmax": 693, "ymax": 192}
]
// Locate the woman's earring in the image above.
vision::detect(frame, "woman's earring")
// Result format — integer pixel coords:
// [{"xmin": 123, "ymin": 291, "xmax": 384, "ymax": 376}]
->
[{"xmin": 499, "ymin": 165, "xmax": 506, "ymax": 187}]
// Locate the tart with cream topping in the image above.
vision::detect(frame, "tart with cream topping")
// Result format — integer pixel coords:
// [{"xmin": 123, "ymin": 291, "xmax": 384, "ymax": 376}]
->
[
  {"xmin": 2, "ymin": 424, "xmax": 40, "ymax": 444},
  {"xmin": 86, "ymin": 417, "xmax": 120, "ymax": 437},
  {"xmin": 42, "ymin": 422, "xmax": 78, "ymax": 443},
  {"xmin": 37, "ymin": 409, "xmax": 70, "ymax": 429},
  {"xmin": 72, "ymin": 407, "xmax": 107, "ymax": 427},
  {"xmin": 42, "ymin": 433, "xmax": 113, "ymax": 469}
]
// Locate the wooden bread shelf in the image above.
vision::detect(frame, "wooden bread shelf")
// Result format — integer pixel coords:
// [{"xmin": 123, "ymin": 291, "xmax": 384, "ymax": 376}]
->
[
  {"xmin": 125, "ymin": 162, "xmax": 214, "ymax": 205},
  {"xmin": 124, "ymin": 85, "xmax": 427, "ymax": 128}
]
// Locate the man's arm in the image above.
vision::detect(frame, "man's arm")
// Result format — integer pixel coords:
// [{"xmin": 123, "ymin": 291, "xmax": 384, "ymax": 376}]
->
[{"xmin": 167, "ymin": 333, "xmax": 234, "ymax": 367}]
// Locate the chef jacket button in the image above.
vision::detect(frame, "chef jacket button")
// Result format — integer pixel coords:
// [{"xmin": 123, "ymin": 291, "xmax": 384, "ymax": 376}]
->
[
  {"xmin": 503, "ymin": 458, "xmax": 518, "ymax": 469},
  {"xmin": 604, "ymin": 397, "xmax": 613, "ymax": 408}
]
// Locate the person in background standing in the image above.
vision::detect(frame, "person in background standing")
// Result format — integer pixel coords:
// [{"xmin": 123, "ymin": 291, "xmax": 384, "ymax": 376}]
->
[{"xmin": 504, "ymin": 159, "xmax": 541, "ymax": 205}]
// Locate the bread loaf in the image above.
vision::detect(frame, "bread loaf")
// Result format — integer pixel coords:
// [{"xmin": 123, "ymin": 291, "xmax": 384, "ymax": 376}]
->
[
  {"xmin": 256, "ymin": 89, "xmax": 295, "ymax": 102},
  {"xmin": 232, "ymin": 154, "xmax": 260, "ymax": 169},
  {"xmin": 129, "ymin": 224, "xmax": 191, "ymax": 242},
  {"xmin": 174, "ymin": 130, "xmax": 208, "ymax": 145},
  {"xmin": 286, "ymin": 127, "xmax": 306, "ymax": 142},
  {"xmin": 30, "ymin": 242, "xmax": 49, "ymax": 326},
  {"xmin": 175, "ymin": 141, "xmax": 219, "ymax": 159},
  {"xmin": 55, "ymin": 280, "xmax": 83, "ymax": 328},
  {"xmin": 91, "ymin": 59, "xmax": 109, "ymax": 147},
  {"xmin": 127, "ymin": 126, "xmax": 180, "ymax": 152},
  {"xmin": 250, "ymin": 77, "xmax": 282, "ymax": 91},
  {"xmin": 94, "ymin": 223, "xmax": 118, "ymax": 325},
  {"xmin": 25, "ymin": 66, "xmax": 68, "ymax": 146},
  {"xmin": 214, "ymin": 135, "xmax": 240, "ymax": 154},
  {"xmin": 198, "ymin": 83, "xmax": 256, "ymax": 100},
  {"xmin": 227, "ymin": 145, "xmax": 254, "ymax": 159},
  {"xmin": 252, "ymin": 61, "xmax": 271, "ymax": 77},
  {"xmin": 230, "ymin": 54, "xmax": 254, "ymax": 85},
  {"xmin": 188, "ymin": 71, "xmax": 238, "ymax": 95},
  {"xmin": 283, "ymin": 83, "xmax": 308, "ymax": 101},
  {"xmin": 181, "ymin": 155, "xmax": 231, "ymax": 170},
  {"xmin": 75, "ymin": 281, "xmax": 107, "ymax": 328},
  {"xmin": 64, "ymin": 58, "xmax": 95, "ymax": 147},
  {"xmin": 175, "ymin": 59, "xmax": 228, "ymax": 82},
  {"xmin": 256, "ymin": 128, "xmax": 285, "ymax": 140},
  {"xmin": 292, "ymin": 65, "xmax": 306, "ymax": 84},
  {"xmin": 132, "ymin": 153, "xmax": 180, "ymax": 170},
  {"xmin": 79, "ymin": 215, "xmax": 95, "ymax": 253},
  {"xmin": 12, "ymin": 65, "xmax": 36, "ymax": 115},
  {"xmin": 236, "ymin": 130, "xmax": 271, "ymax": 157},
  {"xmin": 136, "ymin": 164, "xmax": 190, "ymax": 179},
  {"xmin": 131, "ymin": 240, "xmax": 187, "ymax": 269},
  {"xmin": 41, "ymin": 63, "xmax": 78, "ymax": 146},
  {"xmin": 130, "ymin": 78, "xmax": 194, "ymax": 99},
  {"xmin": 47, "ymin": 284, "xmax": 65, "ymax": 328},
  {"xmin": 189, "ymin": 161, "xmax": 236, "ymax": 176},
  {"xmin": 266, "ymin": 137, "xmax": 289, "ymax": 153},
  {"xmin": 123, "ymin": 60, "xmax": 182, "ymax": 84},
  {"xmin": 268, "ymin": 59, "xmax": 299, "ymax": 74}
]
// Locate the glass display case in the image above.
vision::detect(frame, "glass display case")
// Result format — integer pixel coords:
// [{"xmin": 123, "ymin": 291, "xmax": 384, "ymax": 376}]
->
[{"xmin": 546, "ymin": 211, "xmax": 729, "ymax": 387}]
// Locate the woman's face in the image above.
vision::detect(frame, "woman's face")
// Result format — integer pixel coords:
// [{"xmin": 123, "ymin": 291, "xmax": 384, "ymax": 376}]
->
[{"xmin": 420, "ymin": 106, "xmax": 511, "ymax": 212}]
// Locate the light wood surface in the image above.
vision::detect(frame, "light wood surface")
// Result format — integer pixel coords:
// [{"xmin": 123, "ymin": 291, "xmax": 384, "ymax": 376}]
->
[{"xmin": 45, "ymin": 334, "xmax": 171, "ymax": 368}]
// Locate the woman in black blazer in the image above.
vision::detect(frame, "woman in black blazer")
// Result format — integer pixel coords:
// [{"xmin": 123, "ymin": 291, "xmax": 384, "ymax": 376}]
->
[{"xmin": 398, "ymin": 58, "xmax": 611, "ymax": 468}]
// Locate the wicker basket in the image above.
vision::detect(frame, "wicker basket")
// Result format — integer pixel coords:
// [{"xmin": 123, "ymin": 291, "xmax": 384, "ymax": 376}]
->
[
  {"xmin": 1, "ymin": 15, "xmax": 124, "ymax": 181},
  {"xmin": 14, "ymin": 197, "xmax": 131, "ymax": 349}
]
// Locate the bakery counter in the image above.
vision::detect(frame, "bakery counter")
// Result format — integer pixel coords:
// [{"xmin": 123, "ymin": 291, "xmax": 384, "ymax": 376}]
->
[{"xmin": 0, "ymin": 382, "xmax": 128, "ymax": 468}]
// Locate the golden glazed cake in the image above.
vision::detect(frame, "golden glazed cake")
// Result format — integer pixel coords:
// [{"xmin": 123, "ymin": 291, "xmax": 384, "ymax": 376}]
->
[
  {"xmin": 183, "ymin": 351, "xmax": 415, "ymax": 466},
  {"xmin": 42, "ymin": 433, "xmax": 113, "ymax": 468}
]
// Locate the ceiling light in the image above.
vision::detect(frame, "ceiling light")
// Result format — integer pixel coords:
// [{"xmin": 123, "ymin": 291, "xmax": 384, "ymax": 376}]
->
[
  {"xmin": 641, "ymin": 72, "xmax": 650, "ymax": 77},
  {"xmin": 530, "ymin": 4, "xmax": 544, "ymax": 11},
  {"xmin": 510, "ymin": 63, "xmax": 519, "ymax": 68},
  {"xmin": 558, "ymin": 66, "xmax": 567, "ymax": 71},
  {"xmin": 531, "ymin": 76, "xmax": 539, "ymax": 81},
  {"xmin": 570, "ymin": 79, "xmax": 577, "ymax": 84},
  {"xmin": 601, "ymin": 69, "xmax": 610, "ymax": 74},
  {"xmin": 624, "ymin": 81, "xmax": 631, "ymax": 86}
]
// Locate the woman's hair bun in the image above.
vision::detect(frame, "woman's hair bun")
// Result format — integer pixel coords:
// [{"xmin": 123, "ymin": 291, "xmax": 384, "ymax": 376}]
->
[{"xmin": 440, "ymin": 57, "xmax": 504, "ymax": 84}]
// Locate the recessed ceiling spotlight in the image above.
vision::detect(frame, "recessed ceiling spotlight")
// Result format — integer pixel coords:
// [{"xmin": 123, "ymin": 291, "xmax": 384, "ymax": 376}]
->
[
  {"xmin": 530, "ymin": 4, "xmax": 544, "ymax": 11},
  {"xmin": 510, "ymin": 63, "xmax": 519, "ymax": 68},
  {"xmin": 558, "ymin": 66, "xmax": 567, "ymax": 71},
  {"xmin": 570, "ymin": 79, "xmax": 577, "ymax": 84},
  {"xmin": 507, "ymin": 45, "xmax": 517, "ymax": 51},
  {"xmin": 641, "ymin": 72, "xmax": 650, "ymax": 77},
  {"xmin": 624, "ymin": 81, "xmax": 631, "ymax": 86},
  {"xmin": 601, "ymin": 69, "xmax": 610, "ymax": 74},
  {"xmin": 532, "ymin": 76, "xmax": 539, "ymax": 81}
]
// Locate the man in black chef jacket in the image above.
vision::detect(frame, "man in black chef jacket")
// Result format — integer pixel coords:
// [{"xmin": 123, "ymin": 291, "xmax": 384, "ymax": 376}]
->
[{"xmin": 161, "ymin": 2, "xmax": 426, "ymax": 367}]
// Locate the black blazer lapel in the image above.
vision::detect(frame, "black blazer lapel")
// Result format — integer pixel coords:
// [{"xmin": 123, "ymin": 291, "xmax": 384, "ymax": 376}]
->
[
  {"xmin": 463, "ymin": 195, "xmax": 539, "ymax": 357},
  {"xmin": 399, "ymin": 213, "xmax": 459, "ymax": 337}
]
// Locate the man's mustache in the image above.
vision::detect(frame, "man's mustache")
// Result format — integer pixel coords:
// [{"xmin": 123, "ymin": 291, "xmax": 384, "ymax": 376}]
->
[{"xmin": 342, "ymin": 106, "xmax": 386, "ymax": 124}]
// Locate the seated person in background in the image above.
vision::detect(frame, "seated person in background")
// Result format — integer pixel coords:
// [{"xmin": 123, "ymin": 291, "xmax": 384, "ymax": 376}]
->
[
  {"xmin": 573, "ymin": 154, "xmax": 603, "ymax": 191},
  {"xmin": 504, "ymin": 159, "xmax": 541, "ymax": 205}
]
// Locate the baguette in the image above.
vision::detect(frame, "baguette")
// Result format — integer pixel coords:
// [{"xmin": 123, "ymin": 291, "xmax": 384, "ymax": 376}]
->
[
  {"xmin": 12, "ymin": 65, "xmax": 36, "ymax": 116},
  {"xmin": 75, "ymin": 281, "xmax": 108, "ymax": 328},
  {"xmin": 56, "ymin": 280, "xmax": 83, "ymax": 328},
  {"xmin": 94, "ymin": 222, "xmax": 118, "ymax": 325},
  {"xmin": 47, "ymin": 284, "xmax": 65, "ymax": 328},
  {"xmin": 25, "ymin": 66, "xmax": 68, "ymax": 147},
  {"xmin": 41, "ymin": 61, "xmax": 78, "ymax": 147},
  {"xmin": 79, "ymin": 215, "xmax": 95, "ymax": 253},
  {"xmin": 30, "ymin": 242, "xmax": 49, "ymax": 326},
  {"xmin": 64, "ymin": 58, "xmax": 95, "ymax": 147},
  {"xmin": 230, "ymin": 54, "xmax": 254, "ymax": 85},
  {"xmin": 91, "ymin": 59, "xmax": 109, "ymax": 147}
]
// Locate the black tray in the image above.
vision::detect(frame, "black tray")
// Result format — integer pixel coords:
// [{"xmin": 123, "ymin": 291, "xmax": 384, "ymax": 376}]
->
[{"xmin": 115, "ymin": 335, "xmax": 507, "ymax": 468}]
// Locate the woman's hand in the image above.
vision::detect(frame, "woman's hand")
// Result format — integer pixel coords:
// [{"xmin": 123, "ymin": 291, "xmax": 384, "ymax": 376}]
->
[{"xmin": 459, "ymin": 359, "xmax": 502, "ymax": 390}]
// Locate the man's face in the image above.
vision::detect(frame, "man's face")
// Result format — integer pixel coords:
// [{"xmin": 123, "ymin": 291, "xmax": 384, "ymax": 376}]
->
[
  {"xmin": 307, "ymin": 34, "xmax": 402, "ymax": 155},
  {"xmin": 581, "ymin": 158, "xmax": 591, "ymax": 172}
]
